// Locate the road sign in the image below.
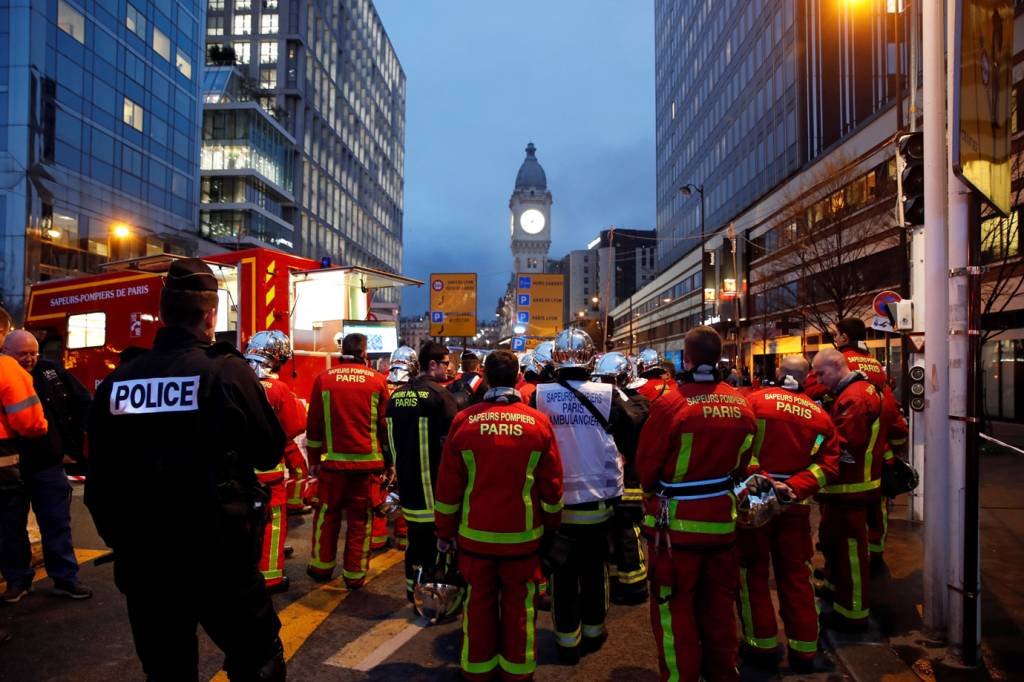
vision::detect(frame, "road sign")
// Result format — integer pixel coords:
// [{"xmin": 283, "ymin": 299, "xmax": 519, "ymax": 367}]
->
[
  {"xmin": 515, "ymin": 273, "xmax": 564, "ymax": 339},
  {"xmin": 872, "ymin": 315, "xmax": 895, "ymax": 333},
  {"xmin": 873, "ymin": 290, "xmax": 902, "ymax": 318},
  {"xmin": 511, "ymin": 337, "xmax": 526, "ymax": 352},
  {"xmin": 429, "ymin": 273, "xmax": 476, "ymax": 337}
]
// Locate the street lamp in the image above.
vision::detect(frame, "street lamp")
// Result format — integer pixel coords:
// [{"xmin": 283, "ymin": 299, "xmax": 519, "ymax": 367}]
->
[
  {"xmin": 112, "ymin": 223, "xmax": 131, "ymax": 239},
  {"xmin": 679, "ymin": 183, "xmax": 706, "ymax": 323}
]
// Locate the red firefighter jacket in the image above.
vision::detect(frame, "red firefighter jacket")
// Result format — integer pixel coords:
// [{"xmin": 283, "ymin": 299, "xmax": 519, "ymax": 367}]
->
[
  {"xmin": 636, "ymin": 376, "xmax": 675, "ymax": 403},
  {"xmin": 816, "ymin": 373, "xmax": 883, "ymax": 503},
  {"xmin": 256, "ymin": 376, "xmax": 307, "ymax": 484},
  {"xmin": 306, "ymin": 358, "xmax": 389, "ymax": 472},
  {"xmin": 806, "ymin": 345, "xmax": 886, "ymax": 399},
  {"xmin": 636, "ymin": 380, "xmax": 757, "ymax": 546},
  {"xmin": 745, "ymin": 387, "xmax": 840, "ymax": 501},
  {"xmin": 515, "ymin": 376, "xmax": 536, "ymax": 406},
  {"xmin": 434, "ymin": 397, "xmax": 563, "ymax": 556}
]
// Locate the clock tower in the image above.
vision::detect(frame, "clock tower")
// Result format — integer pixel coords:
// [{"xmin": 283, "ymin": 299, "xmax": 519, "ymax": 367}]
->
[{"xmin": 509, "ymin": 142, "xmax": 552, "ymax": 274}]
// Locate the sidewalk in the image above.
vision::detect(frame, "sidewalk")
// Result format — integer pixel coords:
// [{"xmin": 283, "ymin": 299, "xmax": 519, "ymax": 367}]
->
[{"xmin": 820, "ymin": 421, "xmax": 1024, "ymax": 681}]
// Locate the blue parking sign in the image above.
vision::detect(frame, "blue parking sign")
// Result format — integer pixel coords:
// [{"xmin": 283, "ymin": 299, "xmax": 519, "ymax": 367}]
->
[
  {"xmin": 517, "ymin": 311, "xmax": 530, "ymax": 324},
  {"xmin": 518, "ymin": 276, "xmax": 532, "ymax": 289},
  {"xmin": 431, "ymin": 311, "xmax": 444, "ymax": 323},
  {"xmin": 511, "ymin": 337, "xmax": 526, "ymax": 352},
  {"xmin": 517, "ymin": 294, "xmax": 531, "ymax": 307}
]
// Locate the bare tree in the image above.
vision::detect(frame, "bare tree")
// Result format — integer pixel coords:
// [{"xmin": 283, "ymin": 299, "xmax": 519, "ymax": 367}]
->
[{"xmin": 979, "ymin": 149, "xmax": 1024, "ymax": 345}]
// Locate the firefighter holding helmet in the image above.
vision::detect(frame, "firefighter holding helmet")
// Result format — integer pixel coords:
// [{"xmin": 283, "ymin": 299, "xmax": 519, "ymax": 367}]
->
[
  {"xmin": 635, "ymin": 348, "xmax": 675, "ymax": 403},
  {"xmin": 245, "ymin": 331, "xmax": 307, "ymax": 594}
]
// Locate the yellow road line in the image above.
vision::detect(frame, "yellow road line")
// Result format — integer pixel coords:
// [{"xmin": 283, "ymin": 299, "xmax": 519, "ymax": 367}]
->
[
  {"xmin": 0, "ymin": 548, "xmax": 111, "ymax": 592},
  {"xmin": 324, "ymin": 612, "xmax": 426, "ymax": 670},
  {"xmin": 211, "ymin": 549, "xmax": 405, "ymax": 681}
]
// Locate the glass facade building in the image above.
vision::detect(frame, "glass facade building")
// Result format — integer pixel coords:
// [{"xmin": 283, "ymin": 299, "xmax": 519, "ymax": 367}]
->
[
  {"xmin": 204, "ymin": 0, "xmax": 405, "ymax": 302},
  {"xmin": 0, "ymin": 0, "xmax": 204, "ymax": 317}
]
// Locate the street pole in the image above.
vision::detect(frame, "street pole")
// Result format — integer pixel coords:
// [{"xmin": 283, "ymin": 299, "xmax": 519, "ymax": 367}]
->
[
  {"xmin": 699, "ymin": 187, "xmax": 706, "ymax": 324},
  {"xmin": 922, "ymin": 0, "xmax": 949, "ymax": 636}
]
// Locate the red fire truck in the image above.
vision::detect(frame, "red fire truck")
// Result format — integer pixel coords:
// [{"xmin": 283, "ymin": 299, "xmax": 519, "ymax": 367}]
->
[{"xmin": 25, "ymin": 247, "xmax": 422, "ymax": 399}]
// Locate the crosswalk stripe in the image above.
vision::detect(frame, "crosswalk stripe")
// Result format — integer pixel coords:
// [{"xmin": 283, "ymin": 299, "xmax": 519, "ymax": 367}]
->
[
  {"xmin": 323, "ymin": 612, "xmax": 427, "ymax": 670},
  {"xmin": 209, "ymin": 549, "xmax": 405, "ymax": 681}
]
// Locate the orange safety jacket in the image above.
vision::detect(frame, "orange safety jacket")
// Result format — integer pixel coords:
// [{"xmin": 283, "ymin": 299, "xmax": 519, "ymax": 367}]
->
[
  {"xmin": 0, "ymin": 356, "xmax": 48, "ymax": 466},
  {"xmin": 745, "ymin": 387, "xmax": 840, "ymax": 501},
  {"xmin": 815, "ymin": 373, "xmax": 883, "ymax": 503},
  {"xmin": 306, "ymin": 358, "xmax": 389, "ymax": 473},
  {"xmin": 434, "ymin": 397, "xmax": 563, "ymax": 556},
  {"xmin": 636, "ymin": 380, "xmax": 757, "ymax": 546},
  {"xmin": 256, "ymin": 376, "xmax": 307, "ymax": 484}
]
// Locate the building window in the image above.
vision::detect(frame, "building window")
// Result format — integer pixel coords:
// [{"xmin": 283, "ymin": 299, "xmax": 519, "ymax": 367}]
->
[
  {"xmin": 67, "ymin": 312, "xmax": 106, "ymax": 349},
  {"xmin": 126, "ymin": 4, "xmax": 146, "ymax": 39},
  {"xmin": 259, "ymin": 40, "xmax": 277, "ymax": 64},
  {"xmin": 176, "ymin": 49, "xmax": 193, "ymax": 79},
  {"xmin": 208, "ymin": 0, "xmax": 224, "ymax": 9},
  {"xmin": 260, "ymin": 13, "xmax": 278, "ymax": 34},
  {"xmin": 57, "ymin": 0, "xmax": 85, "ymax": 43},
  {"xmin": 235, "ymin": 0, "xmax": 251, "ymax": 8},
  {"xmin": 260, "ymin": 66, "xmax": 277, "ymax": 89},
  {"xmin": 123, "ymin": 97, "xmax": 144, "ymax": 131},
  {"xmin": 263, "ymin": 0, "xmax": 278, "ymax": 8},
  {"xmin": 233, "ymin": 14, "xmax": 251, "ymax": 35},
  {"xmin": 234, "ymin": 41, "xmax": 251, "ymax": 63},
  {"xmin": 207, "ymin": 16, "xmax": 224, "ymax": 35},
  {"xmin": 153, "ymin": 27, "xmax": 170, "ymax": 60}
]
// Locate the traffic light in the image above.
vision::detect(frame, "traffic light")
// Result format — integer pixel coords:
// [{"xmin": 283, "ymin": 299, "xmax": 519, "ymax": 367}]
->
[
  {"xmin": 908, "ymin": 365, "xmax": 926, "ymax": 412},
  {"xmin": 898, "ymin": 132, "xmax": 924, "ymax": 225}
]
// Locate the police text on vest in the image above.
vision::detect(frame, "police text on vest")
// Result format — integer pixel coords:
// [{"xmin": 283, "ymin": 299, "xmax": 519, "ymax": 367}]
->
[{"xmin": 110, "ymin": 376, "xmax": 201, "ymax": 414}]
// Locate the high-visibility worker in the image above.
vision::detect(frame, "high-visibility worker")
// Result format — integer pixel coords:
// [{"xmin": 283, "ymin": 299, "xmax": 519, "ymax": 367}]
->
[
  {"xmin": 384, "ymin": 341, "xmax": 460, "ymax": 603},
  {"xmin": 435, "ymin": 350, "xmax": 563, "ymax": 681},
  {"xmin": 811, "ymin": 349, "xmax": 883, "ymax": 629},
  {"xmin": 635, "ymin": 348, "xmax": 675, "ymax": 403},
  {"xmin": 245, "ymin": 331, "xmax": 307, "ymax": 593},
  {"xmin": 305, "ymin": 333, "xmax": 390, "ymax": 588},
  {"xmin": 636, "ymin": 326, "xmax": 757, "ymax": 682},
  {"xmin": 532, "ymin": 329, "xmax": 643, "ymax": 664},
  {"xmin": 738, "ymin": 356, "xmax": 840, "ymax": 673}
]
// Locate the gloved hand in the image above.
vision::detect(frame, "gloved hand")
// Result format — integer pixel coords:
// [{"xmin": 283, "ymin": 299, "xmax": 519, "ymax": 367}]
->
[{"xmin": 436, "ymin": 537, "xmax": 456, "ymax": 553}]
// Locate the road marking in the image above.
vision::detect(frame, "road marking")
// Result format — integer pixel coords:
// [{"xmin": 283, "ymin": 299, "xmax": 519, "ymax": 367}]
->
[
  {"xmin": 323, "ymin": 612, "xmax": 428, "ymax": 671},
  {"xmin": 0, "ymin": 548, "xmax": 111, "ymax": 592},
  {"xmin": 210, "ymin": 548, "xmax": 405, "ymax": 681}
]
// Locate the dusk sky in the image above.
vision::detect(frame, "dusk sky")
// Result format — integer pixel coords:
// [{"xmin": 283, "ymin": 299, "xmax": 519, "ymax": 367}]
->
[{"xmin": 373, "ymin": 1, "xmax": 656, "ymax": 321}]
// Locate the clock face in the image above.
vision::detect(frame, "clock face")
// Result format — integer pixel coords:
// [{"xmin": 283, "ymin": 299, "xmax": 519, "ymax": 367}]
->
[{"xmin": 519, "ymin": 209, "xmax": 546, "ymax": 234}]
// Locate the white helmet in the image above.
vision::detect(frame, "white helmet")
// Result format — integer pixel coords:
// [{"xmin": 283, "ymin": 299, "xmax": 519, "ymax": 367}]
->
[
  {"xmin": 552, "ymin": 328, "xmax": 596, "ymax": 370},
  {"xmin": 637, "ymin": 348, "xmax": 662, "ymax": 375},
  {"xmin": 593, "ymin": 351, "xmax": 635, "ymax": 387},
  {"xmin": 244, "ymin": 330, "xmax": 292, "ymax": 378}
]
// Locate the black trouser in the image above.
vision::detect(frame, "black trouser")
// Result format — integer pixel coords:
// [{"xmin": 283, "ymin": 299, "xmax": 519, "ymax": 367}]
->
[
  {"xmin": 550, "ymin": 520, "xmax": 611, "ymax": 650},
  {"xmin": 404, "ymin": 521, "xmax": 437, "ymax": 602},
  {"xmin": 114, "ymin": 535, "xmax": 283, "ymax": 681},
  {"xmin": 609, "ymin": 504, "xmax": 648, "ymax": 601}
]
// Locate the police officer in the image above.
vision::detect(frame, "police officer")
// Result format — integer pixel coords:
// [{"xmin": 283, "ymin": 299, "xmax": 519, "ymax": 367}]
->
[
  {"xmin": 383, "ymin": 341, "xmax": 460, "ymax": 604},
  {"xmin": 532, "ymin": 329, "xmax": 643, "ymax": 664},
  {"xmin": 86, "ymin": 259, "xmax": 287, "ymax": 681}
]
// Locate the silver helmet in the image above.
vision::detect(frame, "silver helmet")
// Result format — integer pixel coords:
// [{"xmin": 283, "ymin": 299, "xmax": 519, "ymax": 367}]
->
[
  {"xmin": 244, "ymin": 330, "xmax": 292, "ymax": 378},
  {"xmin": 552, "ymin": 328, "xmax": 596, "ymax": 369},
  {"xmin": 373, "ymin": 480, "xmax": 402, "ymax": 521},
  {"xmin": 532, "ymin": 341, "xmax": 554, "ymax": 372},
  {"xmin": 389, "ymin": 345, "xmax": 419, "ymax": 373},
  {"xmin": 519, "ymin": 351, "xmax": 536, "ymax": 373},
  {"xmin": 637, "ymin": 347, "xmax": 662, "ymax": 375},
  {"xmin": 593, "ymin": 351, "xmax": 635, "ymax": 387},
  {"xmin": 735, "ymin": 474, "xmax": 784, "ymax": 528},
  {"xmin": 412, "ymin": 552, "xmax": 463, "ymax": 625}
]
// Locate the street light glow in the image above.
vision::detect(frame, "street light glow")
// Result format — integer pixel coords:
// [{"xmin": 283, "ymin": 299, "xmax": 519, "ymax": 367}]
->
[{"xmin": 112, "ymin": 223, "xmax": 131, "ymax": 239}]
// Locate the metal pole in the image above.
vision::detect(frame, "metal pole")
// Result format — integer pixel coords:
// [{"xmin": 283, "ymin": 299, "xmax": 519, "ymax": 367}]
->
[
  {"xmin": 894, "ymin": 0, "xmax": 903, "ymax": 132},
  {"xmin": 962, "ymin": 193, "xmax": 982, "ymax": 666},
  {"xmin": 921, "ymin": 0, "xmax": 949, "ymax": 635},
  {"xmin": 699, "ymin": 186, "xmax": 706, "ymax": 323},
  {"xmin": 628, "ymin": 293, "xmax": 634, "ymax": 355}
]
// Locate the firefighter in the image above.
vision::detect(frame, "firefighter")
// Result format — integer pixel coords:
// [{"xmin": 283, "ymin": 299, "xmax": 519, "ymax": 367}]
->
[
  {"xmin": 515, "ymin": 352, "xmax": 538, "ymax": 405},
  {"xmin": 811, "ymin": 348, "xmax": 883, "ymax": 630},
  {"xmin": 532, "ymin": 329, "xmax": 643, "ymax": 664},
  {"xmin": 635, "ymin": 348, "xmax": 675, "ymax": 403},
  {"xmin": 384, "ymin": 341, "xmax": 460, "ymax": 604},
  {"xmin": 738, "ymin": 355, "xmax": 841, "ymax": 673},
  {"xmin": 371, "ymin": 346, "xmax": 418, "ymax": 552},
  {"xmin": 635, "ymin": 326, "xmax": 757, "ymax": 682},
  {"xmin": 245, "ymin": 331, "xmax": 307, "ymax": 594},
  {"xmin": 305, "ymin": 333, "xmax": 390, "ymax": 589},
  {"xmin": 592, "ymin": 352, "xmax": 650, "ymax": 605},
  {"xmin": 449, "ymin": 350, "xmax": 489, "ymax": 409},
  {"xmin": 86, "ymin": 259, "xmax": 287, "ymax": 680},
  {"xmin": 435, "ymin": 349, "xmax": 564, "ymax": 681}
]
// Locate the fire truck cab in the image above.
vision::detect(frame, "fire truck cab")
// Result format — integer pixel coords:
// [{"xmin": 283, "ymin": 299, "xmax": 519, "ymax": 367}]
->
[{"xmin": 25, "ymin": 247, "xmax": 421, "ymax": 400}]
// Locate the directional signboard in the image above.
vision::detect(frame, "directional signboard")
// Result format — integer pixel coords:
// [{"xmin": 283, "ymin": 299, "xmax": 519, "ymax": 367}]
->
[
  {"xmin": 429, "ymin": 273, "xmax": 477, "ymax": 337},
  {"xmin": 515, "ymin": 273, "xmax": 564, "ymax": 339}
]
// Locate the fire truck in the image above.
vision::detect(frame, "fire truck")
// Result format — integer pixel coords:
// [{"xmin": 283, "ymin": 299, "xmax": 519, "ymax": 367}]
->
[{"xmin": 25, "ymin": 247, "xmax": 422, "ymax": 400}]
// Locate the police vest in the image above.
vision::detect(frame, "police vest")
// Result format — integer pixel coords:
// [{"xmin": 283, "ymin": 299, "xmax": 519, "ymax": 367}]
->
[{"xmin": 535, "ymin": 380, "xmax": 623, "ymax": 505}]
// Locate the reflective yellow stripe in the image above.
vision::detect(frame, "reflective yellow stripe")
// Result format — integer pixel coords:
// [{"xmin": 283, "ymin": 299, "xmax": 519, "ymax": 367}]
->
[
  {"xmin": 522, "ymin": 451, "xmax": 540, "ymax": 532},
  {"xmin": 658, "ymin": 585, "xmax": 679, "ymax": 681},
  {"xmin": 322, "ymin": 451, "xmax": 382, "ymax": 462},
  {"xmin": 305, "ymin": 439, "xmax": 322, "ymax": 448},
  {"xmin": 641, "ymin": 495, "xmax": 737, "ymax": 535},
  {"xmin": 810, "ymin": 433, "xmax": 825, "ymax": 456},
  {"xmin": 320, "ymin": 390, "xmax": 383, "ymax": 464},
  {"xmin": 310, "ymin": 503, "xmax": 332, "ymax": 569},
  {"xmin": 262, "ymin": 506, "xmax": 283, "ymax": 580},
  {"xmin": 883, "ymin": 449, "xmax": 895, "ymax": 461},
  {"xmin": 401, "ymin": 508, "xmax": 435, "ymax": 523},
  {"xmin": 864, "ymin": 417, "xmax": 880, "ymax": 484},
  {"xmin": 563, "ymin": 505, "xmax": 613, "ymax": 525},
  {"xmin": 819, "ymin": 479, "xmax": 880, "ymax": 494},
  {"xmin": 672, "ymin": 433, "xmax": 693, "ymax": 481},
  {"xmin": 808, "ymin": 463, "xmax": 828, "ymax": 489},
  {"xmin": 461, "ymin": 450, "xmax": 476, "ymax": 528},
  {"xmin": 434, "ymin": 500, "xmax": 459, "ymax": 515},
  {"xmin": 498, "ymin": 580, "xmax": 536, "ymax": 675},
  {"xmin": 752, "ymin": 418, "xmax": 767, "ymax": 460},
  {"xmin": 386, "ymin": 417, "xmax": 398, "ymax": 462},
  {"xmin": 843, "ymin": 537, "xmax": 867, "ymax": 619},
  {"xmin": 834, "ymin": 602, "xmax": 869, "ymax": 620},
  {"xmin": 541, "ymin": 498, "xmax": 564, "ymax": 514},
  {"xmin": 369, "ymin": 393, "xmax": 380, "ymax": 457},
  {"xmin": 3, "ymin": 395, "xmax": 39, "ymax": 414},
  {"xmin": 737, "ymin": 432, "xmax": 754, "ymax": 467},
  {"xmin": 460, "ymin": 586, "xmax": 497, "ymax": 673},
  {"xmin": 256, "ymin": 460, "xmax": 286, "ymax": 475},
  {"xmin": 419, "ymin": 418, "xmax": 434, "ymax": 513},
  {"xmin": 554, "ymin": 626, "xmax": 581, "ymax": 648},
  {"xmin": 788, "ymin": 638, "xmax": 817, "ymax": 653},
  {"xmin": 459, "ymin": 525, "xmax": 543, "ymax": 544}
]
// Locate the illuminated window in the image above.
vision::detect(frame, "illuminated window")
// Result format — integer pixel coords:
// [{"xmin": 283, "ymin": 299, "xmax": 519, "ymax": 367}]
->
[
  {"xmin": 123, "ymin": 97, "xmax": 144, "ymax": 131},
  {"xmin": 126, "ymin": 4, "xmax": 146, "ymax": 39},
  {"xmin": 234, "ymin": 41, "xmax": 251, "ymax": 63},
  {"xmin": 207, "ymin": 15, "xmax": 224, "ymax": 35},
  {"xmin": 233, "ymin": 14, "xmax": 251, "ymax": 35},
  {"xmin": 57, "ymin": 0, "xmax": 85, "ymax": 43},
  {"xmin": 235, "ymin": 0, "xmax": 251, "ymax": 8},
  {"xmin": 67, "ymin": 312, "xmax": 106, "ymax": 349},
  {"xmin": 260, "ymin": 13, "xmax": 278, "ymax": 34},
  {"xmin": 259, "ymin": 40, "xmax": 277, "ymax": 64},
  {"xmin": 260, "ymin": 66, "xmax": 277, "ymax": 89},
  {"xmin": 153, "ymin": 27, "xmax": 170, "ymax": 60},
  {"xmin": 176, "ymin": 49, "xmax": 193, "ymax": 79}
]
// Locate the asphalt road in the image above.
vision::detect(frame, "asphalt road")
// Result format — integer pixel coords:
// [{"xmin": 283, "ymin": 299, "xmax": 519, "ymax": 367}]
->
[{"xmin": 0, "ymin": 486, "xmax": 846, "ymax": 681}]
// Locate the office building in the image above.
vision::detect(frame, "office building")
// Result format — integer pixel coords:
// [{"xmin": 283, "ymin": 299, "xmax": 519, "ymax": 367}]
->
[
  {"xmin": 204, "ymin": 0, "xmax": 405, "ymax": 302},
  {"xmin": 0, "ymin": 0, "xmax": 205, "ymax": 317}
]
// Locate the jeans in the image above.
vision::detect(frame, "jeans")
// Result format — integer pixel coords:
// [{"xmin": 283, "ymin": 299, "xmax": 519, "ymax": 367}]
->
[{"xmin": 0, "ymin": 464, "xmax": 79, "ymax": 590}]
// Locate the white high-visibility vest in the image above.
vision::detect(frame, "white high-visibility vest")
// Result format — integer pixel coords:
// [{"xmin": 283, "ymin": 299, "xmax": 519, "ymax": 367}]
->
[{"xmin": 535, "ymin": 380, "xmax": 624, "ymax": 505}]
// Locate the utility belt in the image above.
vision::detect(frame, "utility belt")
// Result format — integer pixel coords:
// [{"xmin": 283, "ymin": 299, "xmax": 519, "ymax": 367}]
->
[{"xmin": 656, "ymin": 475, "xmax": 733, "ymax": 500}]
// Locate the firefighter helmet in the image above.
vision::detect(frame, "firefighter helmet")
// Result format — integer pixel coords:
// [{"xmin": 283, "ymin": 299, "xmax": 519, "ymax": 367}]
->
[
  {"xmin": 593, "ymin": 351, "xmax": 634, "ymax": 387},
  {"xmin": 735, "ymin": 474, "xmax": 784, "ymax": 528},
  {"xmin": 412, "ymin": 551, "xmax": 463, "ymax": 625},
  {"xmin": 373, "ymin": 478, "xmax": 402, "ymax": 521},
  {"xmin": 244, "ymin": 330, "xmax": 292, "ymax": 377},
  {"xmin": 552, "ymin": 328, "xmax": 595, "ymax": 369},
  {"xmin": 532, "ymin": 341, "xmax": 554, "ymax": 371},
  {"xmin": 637, "ymin": 348, "xmax": 662, "ymax": 375},
  {"xmin": 519, "ymin": 351, "xmax": 535, "ymax": 373},
  {"xmin": 387, "ymin": 345, "xmax": 418, "ymax": 384}
]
